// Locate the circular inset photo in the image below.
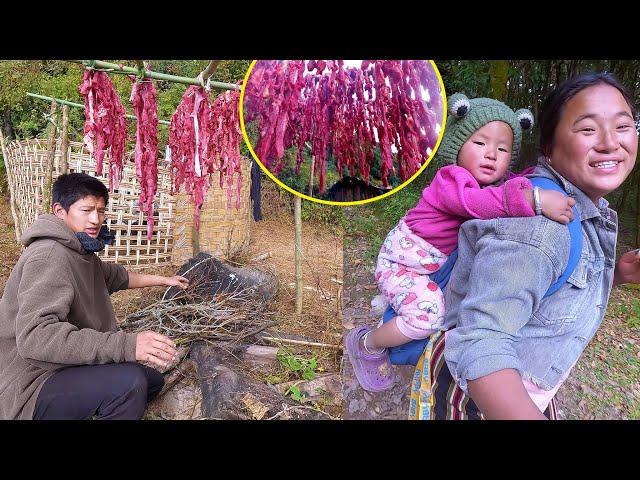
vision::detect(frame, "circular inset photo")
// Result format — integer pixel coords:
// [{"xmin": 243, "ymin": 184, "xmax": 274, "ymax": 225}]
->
[{"xmin": 240, "ymin": 60, "xmax": 446, "ymax": 204}]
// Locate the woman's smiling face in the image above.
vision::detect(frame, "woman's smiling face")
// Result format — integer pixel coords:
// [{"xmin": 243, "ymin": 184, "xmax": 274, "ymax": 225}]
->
[{"xmin": 549, "ymin": 83, "xmax": 638, "ymax": 202}]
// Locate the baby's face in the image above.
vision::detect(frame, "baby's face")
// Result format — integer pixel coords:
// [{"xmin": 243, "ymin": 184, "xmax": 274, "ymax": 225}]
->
[{"xmin": 457, "ymin": 121, "xmax": 513, "ymax": 185}]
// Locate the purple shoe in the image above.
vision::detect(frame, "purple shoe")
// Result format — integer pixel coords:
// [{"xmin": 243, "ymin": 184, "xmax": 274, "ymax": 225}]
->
[{"xmin": 344, "ymin": 325, "xmax": 395, "ymax": 392}]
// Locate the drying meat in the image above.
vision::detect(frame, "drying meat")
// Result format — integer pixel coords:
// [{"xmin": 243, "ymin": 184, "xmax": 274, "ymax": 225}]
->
[
  {"xmin": 79, "ymin": 70, "xmax": 128, "ymax": 190},
  {"xmin": 170, "ymin": 84, "xmax": 243, "ymax": 230},
  {"xmin": 130, "ymin": 77, "xmax": 159, "ymax": 240},
  {"xmin": 243, "ymin": 60, "xmax": 443, "ymax": 192}
]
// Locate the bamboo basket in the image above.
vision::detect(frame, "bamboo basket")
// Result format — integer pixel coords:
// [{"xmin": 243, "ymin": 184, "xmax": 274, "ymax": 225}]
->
[{"xmin": 171, "ymin": 157, "xmax": 252, "ymax": 264}]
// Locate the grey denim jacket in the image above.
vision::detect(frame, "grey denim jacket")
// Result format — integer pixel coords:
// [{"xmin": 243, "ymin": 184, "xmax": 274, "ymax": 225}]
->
[{"xmin": 443, "ymin": 161, "xmax": 618, "ymax": 391}]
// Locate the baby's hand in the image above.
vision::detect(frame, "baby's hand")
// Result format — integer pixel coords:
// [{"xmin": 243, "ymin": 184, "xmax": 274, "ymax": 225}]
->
[{"xmin": 540, "ymin": 189, "xmax": 576, "ymax": 225}]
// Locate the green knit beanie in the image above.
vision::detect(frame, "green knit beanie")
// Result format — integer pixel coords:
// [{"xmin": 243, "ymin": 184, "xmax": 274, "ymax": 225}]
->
[{"xmin": 436, "ymin": 93, "xmax": 534, "ymax": 165}]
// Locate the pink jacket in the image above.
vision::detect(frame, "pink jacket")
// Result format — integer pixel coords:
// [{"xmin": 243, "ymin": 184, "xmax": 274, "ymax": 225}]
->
[{"xmin": 404, "ymin": 165, "xmax": 535, "ymax": 255}]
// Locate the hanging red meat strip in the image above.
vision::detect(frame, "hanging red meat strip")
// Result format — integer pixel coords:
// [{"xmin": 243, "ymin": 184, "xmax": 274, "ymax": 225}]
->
[
  {"xmin": 243, "ymin": 60, "xmax": 444, "ymax": 194},
  {"xmin": 79, "ymin": 69, "xmax": 127, "ymax": 190},
  {"xmin": 209, "ymin": 88, "xmax": 243, "ymax": 209},
  {"xmin": 130, "ymin": 76, "xmax": 159, "ymax": 240},
  {"xmin": 170, "ymin": 84, "xmax": 243, "ymax": 230}
]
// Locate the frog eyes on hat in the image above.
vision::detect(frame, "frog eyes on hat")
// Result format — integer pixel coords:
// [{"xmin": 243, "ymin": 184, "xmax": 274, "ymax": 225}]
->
[
  {"xmin": 515, "ymin": 109, "xmax": 534, "ymax": 131},
  {"xmin": 448, "ymin": 93, "xmax": 470, "ymax": 118}
]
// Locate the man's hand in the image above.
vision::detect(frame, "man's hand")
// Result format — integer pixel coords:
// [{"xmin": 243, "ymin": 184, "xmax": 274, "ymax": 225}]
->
[
  {"xmin": 135, "ymin": 331, "xmax": 177, "ymax": 369},
  {"xmin": 164, "ymin": 275, "xmax": 189, "ymax": 290},
  {"xmin": 128, "ymin": 272, "xmax": 189, "ymax": 289},
  {"xmin": 614, "ymin": 249, "xmax": 640, "ymax": 287}
]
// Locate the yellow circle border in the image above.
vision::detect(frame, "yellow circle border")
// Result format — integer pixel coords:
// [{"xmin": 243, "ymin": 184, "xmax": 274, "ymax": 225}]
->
[{"xmin": 239, "ymin": 60, "xmax": 447, "ymax": 207}]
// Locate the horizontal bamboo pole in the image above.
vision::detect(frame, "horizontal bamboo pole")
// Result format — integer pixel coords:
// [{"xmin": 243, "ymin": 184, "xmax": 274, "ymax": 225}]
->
[
  {"xmin": 73, "ymin": 60, "xmax": 241, "ymax": 91},
  {"xmin": 260, "ymin": 336, "xmax": 342, "ymax": 350},
  {"xmin": 26, "ymin": 92, "xmax": 171, "ymax": 126}
]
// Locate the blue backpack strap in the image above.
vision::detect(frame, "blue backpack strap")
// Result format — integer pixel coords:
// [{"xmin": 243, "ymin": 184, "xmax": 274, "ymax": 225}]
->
[{"xmin": 529, "ymin": 177, "xmax": 582, "ymax": 298}]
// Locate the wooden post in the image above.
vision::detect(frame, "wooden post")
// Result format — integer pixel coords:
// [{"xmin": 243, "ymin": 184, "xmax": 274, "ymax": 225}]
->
[
  {"xmin": 60, "ymin": 104, "xmax": 69, "ymax": 175},
  {"xmin": 294, "ymin": 195, "xmax": 303, "ymax": 314},
  {"xmin": 0, "ymin": 128, "xmax": 22, "ymax": 242},
  {"xmin": 192, "ymin": 224, "xmax": 201, "ymax": 257},
  {"xmin": 309, "ymin": 155, "xmax": 315, "ymax": 196},
  {"xmin": 197, "ymin": 60, "xmax": 221, "ymax": 86},
  {"xmin": 43, "ymin": 100, "xmax": 58, "ymax": 214}
]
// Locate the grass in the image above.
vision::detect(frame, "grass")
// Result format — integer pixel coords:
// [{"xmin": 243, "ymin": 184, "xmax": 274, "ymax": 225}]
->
[{"xmin": 625, "ymin": 299, "xmax": 640, "ymax": 328}]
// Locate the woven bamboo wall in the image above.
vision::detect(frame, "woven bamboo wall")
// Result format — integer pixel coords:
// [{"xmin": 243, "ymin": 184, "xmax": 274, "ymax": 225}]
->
[
  {"xmin": 171, "ymin": 157, "xmax": 252, "ymax": 264},
  {"xmin": 4, "ymin": 138, "xmax": 251, "ymax": 268}
]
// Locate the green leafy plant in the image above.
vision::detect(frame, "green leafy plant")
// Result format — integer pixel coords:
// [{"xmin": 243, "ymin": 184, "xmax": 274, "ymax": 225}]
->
[
  {"xmin": 285, "ymin": 385, "xmax": 305, "ymax": 402},
  {"xmin": 276, "ymin": 348, "xmax": 318, "ymax": 382}
]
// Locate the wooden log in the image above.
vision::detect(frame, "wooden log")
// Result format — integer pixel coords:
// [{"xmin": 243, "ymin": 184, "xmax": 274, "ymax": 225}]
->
[
  {"xmin": 145, "ymin": 359, "xmax": 202, "ymax": 420},
  {"xmin": 243, "ymin": 345, "xmax": 278, "ymax": 361},
  {"xmin": 250, "ymin": 252, "xmax": 271, "ymax": 262},
  {"xmin": 190, "ymin": 342, "xmax": 329, "ymax": 420}
]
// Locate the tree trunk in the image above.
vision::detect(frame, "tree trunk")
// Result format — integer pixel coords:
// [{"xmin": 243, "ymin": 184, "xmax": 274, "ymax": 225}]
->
[
  {"xmin": 554, "ymin": 62, "xmax": 563, "ymax": 86},
  {"xmin": 2, "ymin": 106, "xmax": 14, "ymax": 141},
  {"xmin": 489, "ymin": 60, "xmax": 509, "ymax": 102},
  {"xmin": 568, "ymin": 59, "xmax": 579, "ymax": 79}
]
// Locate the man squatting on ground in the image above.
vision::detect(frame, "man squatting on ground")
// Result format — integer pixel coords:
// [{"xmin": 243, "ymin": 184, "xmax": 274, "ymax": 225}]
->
[{"xmin": 0, "ymin": 173, "xmax": 189, "ymax": 420}]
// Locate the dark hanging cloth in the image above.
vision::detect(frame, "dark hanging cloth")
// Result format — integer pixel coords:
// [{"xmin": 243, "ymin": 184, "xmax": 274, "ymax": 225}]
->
[{"xmin": 250, "ymin": 159, "xmax": 262, "ymax": 221}]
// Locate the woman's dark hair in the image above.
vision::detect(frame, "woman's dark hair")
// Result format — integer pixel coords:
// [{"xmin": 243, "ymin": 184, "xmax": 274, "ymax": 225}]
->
[
  {"xmin": 52, "ymin": 173, "xmax": 109, "ymax": 211},
  {"xmin": 539, "ymin": 71, "xmax": 637, "ymax": 157}
]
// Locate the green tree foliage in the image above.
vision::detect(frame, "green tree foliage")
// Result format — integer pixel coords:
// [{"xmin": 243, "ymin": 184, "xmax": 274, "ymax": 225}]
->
[{"xmin": 0, "ymin": 60, "xmax": 250, "ymax": 146}]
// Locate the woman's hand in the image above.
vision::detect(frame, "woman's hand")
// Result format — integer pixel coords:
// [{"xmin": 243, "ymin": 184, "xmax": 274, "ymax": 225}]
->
[
  {"xmin": 614, "ymin": 249, "xmax": 640, "ymax": 286},
  {"xmin": 539, "ymin": 190, "xmax": 576, "ymax": 225},
  {"xmin": 164, "ymin": 275, "xmax": 189, "ymax": 290}
]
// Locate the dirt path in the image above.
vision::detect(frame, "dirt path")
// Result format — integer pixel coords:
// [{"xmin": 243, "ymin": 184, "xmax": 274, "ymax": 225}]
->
[{"xmin": 341, "ymin": 226, "xmax": 414, "ymax": 419}]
